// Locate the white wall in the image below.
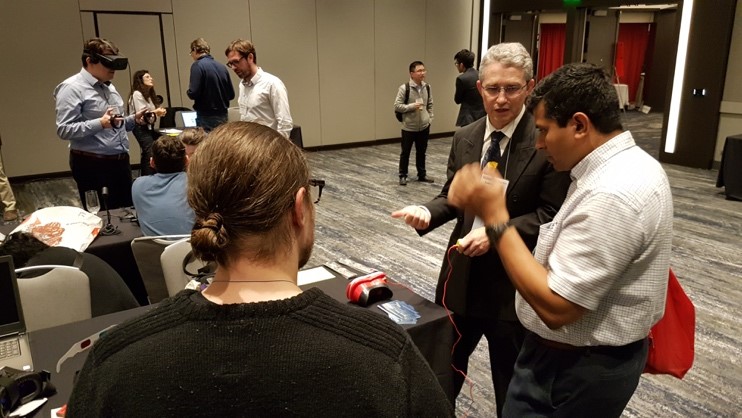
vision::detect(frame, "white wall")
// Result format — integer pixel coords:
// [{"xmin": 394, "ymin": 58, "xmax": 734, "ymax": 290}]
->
[
  {"xmin": 717, "ymin": 1, "xmax": 742, "ymax": 160},
  {"xmin": 0, "ymin": 0, "xmax": 477, "ymax": 177}
]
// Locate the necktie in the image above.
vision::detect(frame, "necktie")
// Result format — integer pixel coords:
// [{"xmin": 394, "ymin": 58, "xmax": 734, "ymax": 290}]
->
[{"xmin": 482, "ymin": 131, "xmax": 506, "ymax": 170}]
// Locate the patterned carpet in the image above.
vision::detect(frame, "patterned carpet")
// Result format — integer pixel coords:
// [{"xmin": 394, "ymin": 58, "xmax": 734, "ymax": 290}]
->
[{"xmin": 8, "ymin": 111, "xmax": 741, "ymax": 417}]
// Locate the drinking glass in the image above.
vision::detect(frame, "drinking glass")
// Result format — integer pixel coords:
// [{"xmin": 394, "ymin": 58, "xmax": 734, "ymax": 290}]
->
[{"xmin": 85, "ymin": 190, "xmax": 100, "ymax": 215}]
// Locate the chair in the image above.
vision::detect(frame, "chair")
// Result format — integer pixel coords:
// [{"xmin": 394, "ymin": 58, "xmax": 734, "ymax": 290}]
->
[
  {"xmin": 158, "ymin": 106, "xmax": 192, "ymax": 129},
  {"xmin": 15, "ymin": 265, "xmax": 92, "ymax": 332},
  {"xmin": 161, "ymin": 239, "xmax": 207, "ymax": 297},
  {"xmin": 131, "ymin": 235, "xmax": 189, "ymax": 303}
]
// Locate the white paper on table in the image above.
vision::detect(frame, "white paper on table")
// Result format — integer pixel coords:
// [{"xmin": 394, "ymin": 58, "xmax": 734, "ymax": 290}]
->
[
  {"xmin": 10, "ymin": 206, "xmax": 102, "ymax": 252},
  {"xmin": 297, "ymin": 266, "xmax": 336, "ymax": 286},
  {"xmin": 9, "ymin": 397, "xmax": 46, "ymax": 417}
]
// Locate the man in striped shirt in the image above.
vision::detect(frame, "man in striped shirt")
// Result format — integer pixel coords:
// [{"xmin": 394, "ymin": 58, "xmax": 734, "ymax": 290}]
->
[{"xmin": 447, "ymin": 63, "xmax": 673, "ymax": 417}]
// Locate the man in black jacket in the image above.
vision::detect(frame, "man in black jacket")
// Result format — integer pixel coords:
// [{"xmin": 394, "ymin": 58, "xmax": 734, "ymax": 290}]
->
[
  {"xmin": 454, "ymin": 49, "xmax": 486, "ymax": 127},
  {"xmin": 392, "ymin": 43, "xmax": 570, "ymax": 416}
]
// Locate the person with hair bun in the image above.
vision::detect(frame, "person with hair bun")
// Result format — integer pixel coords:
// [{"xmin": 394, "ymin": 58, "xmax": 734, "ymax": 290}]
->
[{"xmin": 67, "ymin": 121, "xmax": 453, "ymax": 417}]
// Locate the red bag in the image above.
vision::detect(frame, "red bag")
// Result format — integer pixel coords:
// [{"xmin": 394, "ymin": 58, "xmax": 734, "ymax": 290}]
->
[{"xmin": 643, "ymin": 268, "xmax": 695, "ymax": 378}]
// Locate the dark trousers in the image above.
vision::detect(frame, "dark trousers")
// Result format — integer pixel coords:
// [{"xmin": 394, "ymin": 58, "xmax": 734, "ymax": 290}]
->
[
  {"xmin": 196, "ymin": 113, "xmax": 228, "ymax": 132},
  {"xmin": 399, "ymin": 126, "xmax": 430, "ymax": 178},
  {"xmin": 69, "ymin": 152, "xmax": 133, "ymax": 210},
  {"xmin": 451, "ymin": 314, "xmax": 525, "ymax": 417},
  {"xmin": 503, "ymin": 332, "xmax": 648, "ymax": 418},
  {"xmin": 132, "ymin": 125, "xmax": 156, "ymax": 176}
]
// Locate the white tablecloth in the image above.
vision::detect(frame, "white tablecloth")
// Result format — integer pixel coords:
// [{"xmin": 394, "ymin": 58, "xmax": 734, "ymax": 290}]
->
[{"xmin": 614, "ymin": 84, "xmax": 629, "ymax": 109}]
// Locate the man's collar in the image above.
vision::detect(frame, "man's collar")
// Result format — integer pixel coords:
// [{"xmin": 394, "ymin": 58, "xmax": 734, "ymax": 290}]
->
[
  {"xmin": 409, "ymin": 79, "xmax": 425, "ymax": 88},
  {"xmin": 242, "ymin": 67, "xmax": 264, "ymax": 86},
  {"xmin": 80, "ymin": 68, "xmax": 110, "ymax": 87},
  {"xmin": 484, "ymin": 105, "xmax": 526, "ymax": 140}
]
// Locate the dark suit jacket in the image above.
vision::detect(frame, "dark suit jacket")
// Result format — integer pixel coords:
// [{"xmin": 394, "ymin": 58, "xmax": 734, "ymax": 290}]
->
[
  {"xmin": 454, "ymin": 68, "xmax": 486, "ymax": 127},
  {"xmin": 420, "ymin": 114, "xmax": 570, "ymax": 321}
]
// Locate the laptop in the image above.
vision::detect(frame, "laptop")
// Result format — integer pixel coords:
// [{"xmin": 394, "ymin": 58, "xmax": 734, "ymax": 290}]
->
[
  {"xmin": 0, "ymin": 255, "xmax": 33, "ymax": 371},
  {"xmin": 178, "ymin": 111, "xmax": 198, "ymax": 128}
]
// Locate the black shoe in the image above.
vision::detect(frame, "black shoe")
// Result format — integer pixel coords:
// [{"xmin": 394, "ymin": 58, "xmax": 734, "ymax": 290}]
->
[
  {"xmin": 417, "ymin": 176, "xmax": 434, "ymax": 183},
  {"xmin": 399, "ymin": 176, "xmax": 407, "ymax": 186}
]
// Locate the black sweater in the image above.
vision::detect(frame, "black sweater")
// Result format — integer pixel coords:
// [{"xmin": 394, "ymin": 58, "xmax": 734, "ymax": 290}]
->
[{"xmin": 67, "ymin": 288, "xmax": 453, "ymax": 417}]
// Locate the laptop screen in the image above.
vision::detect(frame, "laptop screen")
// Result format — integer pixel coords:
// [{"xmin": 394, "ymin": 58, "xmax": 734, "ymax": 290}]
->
[
  {"xmin": 181, "ymin": 111, "xmax": 198, "ymax": 128},
  {"xmin": 0, "ymin": 255, "xmax": 23, "ymax": 336}
]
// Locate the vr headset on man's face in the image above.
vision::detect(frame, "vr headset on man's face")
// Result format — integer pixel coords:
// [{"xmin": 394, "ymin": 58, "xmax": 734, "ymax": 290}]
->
[{"xmin": 85, "ymin": 50, "xmax": 129, "ymax": 71}]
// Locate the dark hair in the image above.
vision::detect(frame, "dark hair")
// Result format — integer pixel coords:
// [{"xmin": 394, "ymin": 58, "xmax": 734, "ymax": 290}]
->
[
  {"xmin": 225, "ymin": 39, "xmax": 257, "ymax": 65},
  {"xmin": 454, "ymin": 49, "xmax": 475, "ymax": 68},
  {"xmin": 127, "ymin": 70, "xmax": 158, "ymax": 114},
  {"xmin": 0, "ymin": 232, "xmax": 50, "ymax": 268},
  {"xmin": 409, "ymin": 61, "xmax": 424, "ymax": 73},
  {"xmin": 527, "ymin": 63, "xmax": 623, "ymax": 134},
  {"xmin": 190, "ymin": 38, "xmax": 210, "ymax": 54},
  {"xmin": 81, "ymin": 38, "xmax": 118, "ymax": 67},
  {"xmin": 179, "ymin": 127, "xmax": 207, "ymax": 146},
  {"xmin": 151, "ymin": 135, "xmax": 187, "ymax": 174},
  {"xmin": 187, "ymin": 122, "xmax": 309, "ymax": 266}
]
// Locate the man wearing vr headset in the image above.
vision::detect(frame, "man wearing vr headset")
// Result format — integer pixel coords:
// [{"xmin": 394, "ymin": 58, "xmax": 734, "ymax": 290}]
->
[{"xmin": 54, "ymin": 38, "xmax": 147, "ymax": 210}]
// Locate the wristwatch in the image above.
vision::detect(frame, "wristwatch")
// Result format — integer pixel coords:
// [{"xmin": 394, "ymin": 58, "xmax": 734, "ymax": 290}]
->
[{"xmin": 485, "ymin": 221, "xmax": 511, "ymax": 245}]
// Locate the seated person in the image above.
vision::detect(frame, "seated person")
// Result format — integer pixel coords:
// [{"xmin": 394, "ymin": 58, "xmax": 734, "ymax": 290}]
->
[
  {"xmin": 66, "ymin": 122, "xmax": 453, "ymax": 417},
  {"xmin": 0, "ymin": 232, "xmax": 139, "ymax": 317},
  {"xmin": 178, "ymin": 127, "xmax": 207, "ymax": 158},
  {"xmin": 132, "ymin": 135, "xmax": 195, "ymax": 236}
]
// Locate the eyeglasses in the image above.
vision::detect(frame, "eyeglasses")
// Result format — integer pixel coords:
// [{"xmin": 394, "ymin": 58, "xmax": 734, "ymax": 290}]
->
[
  {"xmin": 56, "ymin": 324, "xmax": 116, "ymax": 373},
  {"xmin": 413, "ymin": 69, "xmax": 427, "ymax": 73},
  {"xmin": 309, "ymin": 179, "xmax": 325, "ymax": 204},
  {"xmin": 226, "ymin": 56, "xmax": 245, "ymax": 68},
  {"xmin": 482, "ymin": 84, "xmax": 526, "ymax": 98}
]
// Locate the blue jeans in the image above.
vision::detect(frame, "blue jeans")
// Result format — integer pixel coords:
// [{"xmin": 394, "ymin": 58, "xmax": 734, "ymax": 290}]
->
[{"xmin": 196, "ymin": 113, "xmax": 228, "ymax": 132}]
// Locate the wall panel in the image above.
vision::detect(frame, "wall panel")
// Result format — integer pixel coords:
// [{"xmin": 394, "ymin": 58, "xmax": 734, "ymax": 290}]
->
[
  {"xmin": 171, "ymin": 0, "xmax": 250, "ymax": 110},
  {"xmin": 426, "ymin": 0, "xmax": 474, "ymax": 133},
  {"xmin": 374, "ymin": 0, "xmax": 426, "ymax": 140},
  {"xmin": 251, "ymin": 0, "xmax": 322, "ymax": 147},
  {"xmin": 317, "ymin": 0, "xmax": 375, "ymax": 145},
  {"xmin": 0, "ymin": 0, "xmax": 83, "ymax": 176}
]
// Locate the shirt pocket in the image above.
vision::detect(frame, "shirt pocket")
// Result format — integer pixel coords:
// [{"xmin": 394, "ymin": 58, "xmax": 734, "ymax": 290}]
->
[{"xmin": 533, "ymin": 220, "xmax": 559, "ymax": 264}]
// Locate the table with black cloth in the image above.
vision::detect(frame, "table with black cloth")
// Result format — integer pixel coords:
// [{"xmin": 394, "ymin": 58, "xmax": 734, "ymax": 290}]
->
[
  {"xmin": 25, "ymin": 274, "xmax": 453, "ymax": 416},
  {"xmin": 289, "ymin": 124, "xmax": 303, "ymax": 148},
  {"xmin": 716, "ymin": 134, "xmax": 742, "ymax": 200},
  {"xmin": 0, "ymin": 208, "xmax": 148, "ymax": 305}
]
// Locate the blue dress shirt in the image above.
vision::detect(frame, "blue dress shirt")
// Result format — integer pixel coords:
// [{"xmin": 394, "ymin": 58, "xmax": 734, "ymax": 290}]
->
[{"xmin": 54, "ymin": 68, "xmax": 135, "ymax": 154}]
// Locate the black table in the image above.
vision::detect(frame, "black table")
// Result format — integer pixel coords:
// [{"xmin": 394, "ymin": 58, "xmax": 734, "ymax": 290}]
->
[
  {"xmin": 0, "ymin": 209, "xmax": 148, "ymax": 305},
  {"xmin": 716, "ymin": 134, "xmax": 742, "ymax": 200},
  {"xmin": 26, "ymin": 274, "xmax": 453, "ymax": 416},
  {"xmin": 289, "ymin": 125, "xmax": 303, "ymax": 148}
]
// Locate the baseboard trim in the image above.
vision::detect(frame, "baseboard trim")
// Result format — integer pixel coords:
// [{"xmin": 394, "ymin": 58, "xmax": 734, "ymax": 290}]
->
[
  {"xmin": 11, "ymin": 133, "xmax": 456, "ymax": 181},
  {"xmin": 11, "ymin": 164, "xmax": 142, "ymax": 183},
  {"xmin": 303, "ymin": 132, "xmax": 453, "ymax": 152}
]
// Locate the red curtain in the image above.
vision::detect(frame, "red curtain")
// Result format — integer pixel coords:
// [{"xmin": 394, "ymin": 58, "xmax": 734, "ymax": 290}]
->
[
  {"xmin": 537, "ymin": 24, "xmax": 566, "ymax": 81},
  {"xmin": 616, "ymin": 23, "xmax": 651, "ymax": 103}
]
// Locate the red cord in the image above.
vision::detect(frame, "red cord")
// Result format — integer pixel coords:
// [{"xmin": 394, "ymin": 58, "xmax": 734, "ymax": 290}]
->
[{"xmin": 442, "ymin": 245, "xmax": 476, "ymax": 417}]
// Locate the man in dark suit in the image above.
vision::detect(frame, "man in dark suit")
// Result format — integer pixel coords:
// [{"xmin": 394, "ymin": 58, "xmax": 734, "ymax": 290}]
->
[
  {"xmin": 392, "ymin": 42, "xmax": 570, "ymax": 416},
  {"xmin": 454, "ymin": 49, "xmax": 486, "ymax": 127}
]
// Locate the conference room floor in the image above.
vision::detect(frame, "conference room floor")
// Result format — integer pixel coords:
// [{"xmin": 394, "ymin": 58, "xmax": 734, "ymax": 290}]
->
[{"xmin": 8, "ymin": 111, "xmax": 741, "ymax": 418}]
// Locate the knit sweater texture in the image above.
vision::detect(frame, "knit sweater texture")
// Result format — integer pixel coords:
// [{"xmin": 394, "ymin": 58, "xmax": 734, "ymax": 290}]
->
[{"xmin": 66, "ymin": 287, "xmax": 453, "ymax": 417}]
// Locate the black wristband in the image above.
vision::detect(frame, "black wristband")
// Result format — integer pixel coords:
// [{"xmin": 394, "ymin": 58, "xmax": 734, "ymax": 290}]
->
[{"xmin": 485, "ymin": 221, "xmax": 511, "ymax": 245}]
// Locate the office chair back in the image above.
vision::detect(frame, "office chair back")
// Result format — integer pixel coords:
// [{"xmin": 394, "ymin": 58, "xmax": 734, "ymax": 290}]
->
[
  {"xmin": 161, "ymin": 239, "xmax": 207, "ymax": 297},
  {"xmin": 15, "ymin": 265, "xmax": 92, "ymax": 332},
  {"xmin": 131, "ymin": 235, "xmax": 189, "ymax": 303}
]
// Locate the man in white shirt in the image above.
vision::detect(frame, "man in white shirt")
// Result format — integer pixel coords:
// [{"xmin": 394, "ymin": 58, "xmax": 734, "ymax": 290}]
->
[
  {"xmin": 447, "ymin": 63, "xmax": 673, "ymax": 418},
  {"xmin": 225, "ymin": 39, "xmax": 293, "ymax": 139}
]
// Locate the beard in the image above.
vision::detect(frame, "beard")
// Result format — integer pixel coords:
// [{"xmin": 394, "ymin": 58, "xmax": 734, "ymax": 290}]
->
[{"xmin": 297, "ymin": 231, "xmax": 314, "ymax": 269}]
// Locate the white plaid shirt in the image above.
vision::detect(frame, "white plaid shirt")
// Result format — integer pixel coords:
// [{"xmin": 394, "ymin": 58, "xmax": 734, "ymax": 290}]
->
[{"xmin": 516, "ymin": 131, "xmax": 673, "ymax": 346}]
